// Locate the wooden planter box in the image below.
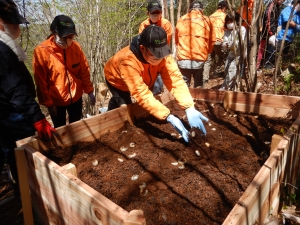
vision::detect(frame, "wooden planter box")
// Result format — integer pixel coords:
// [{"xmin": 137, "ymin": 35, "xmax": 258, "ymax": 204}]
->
[{"xmin": 16, "ymin": 89, "xmax": 300, "ymax": 225}]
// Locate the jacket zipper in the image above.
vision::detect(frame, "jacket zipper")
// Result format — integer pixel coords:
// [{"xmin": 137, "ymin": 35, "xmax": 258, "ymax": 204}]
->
[
  {"xmin": 148, "ymin": 66, "xmax": 152, "ymax": 86},
  {"xmin": 64, "ymin": 49, "xmax": 73, "ymax": 104}
]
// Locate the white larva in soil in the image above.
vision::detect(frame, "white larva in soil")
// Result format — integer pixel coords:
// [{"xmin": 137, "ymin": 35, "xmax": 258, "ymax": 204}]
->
[
  {"xmin": 171, "ymin": 133, "xmax": 177, "ymax": 137},
  {"xmin": 191, "ymin": 131, "xmax": 195, "ymax": 137},
  {"xmin": 208, "ymin": 123, "xmax": 212, "ymax": 126},
  {"xmin": 195, "ymin": 150, "xmax": 201, "ymax": 156},
  {"xmin": 211, "ymin": 128, "xmax": 216, "ymax": 131},
  {"xmin": 120, "ymin": 146, "xmax": 128, "ymax": 152},
  {"xmin": 178, "ymin": 158, "xmax": 186, "ymax": 165},
  {"xmin": 211, "ymin": 103, "xmax": 214, "ymax": 107},
  {"xmin": 131, "ymin": 175, "xmax": 139, "ymax": 180},
  {"xmin": 122, "ymin": 130, "xmax": 127, "ymax": 133},
  {"xmin": 128, "ymin": 153, "xmax": 136, "ymax": 158},
  {"xmin": 264, "ymin": 141, "xmax": 271, "ymax": 145},
  {"xmin": 140, "ymin": 189, "xmax": 148, "ymax": 196},
  {"xmin": 178, "ymin": 164, "xmax": 185, "ymax": 169},
  {"xmin": 117, "ymin": 158, "xmax": 124, "ymax": 162},
  {"xmin": 205, "ymin": 142, "xmax": 210, "ymax": 147},
  {"xmin": 139, "ymin": 182, "xmax": 146, "ymax": 189},
  {"xmin": 233, "ymin": 114, "xmax": 237, "ymax": 117},
  {"xmin": 129, "ymin": 143, "xmax": 135, "ymax": 148},
  {"xmin": 171, "ymin": 162, "xmax": 179, "ymax": 166},
  {"xmin": 92, "ymin": 160, "xmax": 98, "ymax": 166}
]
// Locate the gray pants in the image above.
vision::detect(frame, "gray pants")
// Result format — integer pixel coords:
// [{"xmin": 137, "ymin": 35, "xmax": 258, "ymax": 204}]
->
[
  {"xmin": 203, "ymin": 42, "xmax": 224, "ymax": 81},
  {"xmin": 221, "ymin": 56, "xmax": 239, "ymax": 90}
]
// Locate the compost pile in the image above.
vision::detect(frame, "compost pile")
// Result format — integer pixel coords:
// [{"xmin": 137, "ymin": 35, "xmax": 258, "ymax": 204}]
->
[{"xmin": 45, "ymin": 100, "xmax": 293, "ymax": 225}]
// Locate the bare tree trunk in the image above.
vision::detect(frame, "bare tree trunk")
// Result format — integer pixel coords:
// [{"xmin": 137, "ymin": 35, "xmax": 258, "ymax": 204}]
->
[
  {"xmin": 177, "ymin": 0, "xmax": 182, "ymax": 19},
  {"xmin": 186, "ymin": 0, "xmax": 190, "ymax": 13},
  {"xmin": 170, "ymin": 0, "xmax": 176, "ymax": 55},
  {"xmin": 161, "ymin": 0, "xmax": 165, "ymax": 19},
  {"xmin": 163, "ymin": 0, "xmax": 169, "ymax": 20}
]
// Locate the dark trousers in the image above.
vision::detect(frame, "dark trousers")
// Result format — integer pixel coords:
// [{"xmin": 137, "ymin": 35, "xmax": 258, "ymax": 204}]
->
[
  {"xmin": 179, "ymin": 67, "xmax": 204, "ymax": 88},
  {"xmin": 106, "ymin": 79, "xmax": 132, "ymax": 111},
  {"xmin": 0, "ymin": 113, "xmax": 36, "ymax": 190},
  {"xmin": 151, "ymin": 74, "xmax": 164, "ymax": 95},
  {"xmin": 265, "ymin": 40, "xmax": 292, "ymax": 67},
  {"xmin": 50, "ymin": 98, "xmax": 83, "ymax": 128}
]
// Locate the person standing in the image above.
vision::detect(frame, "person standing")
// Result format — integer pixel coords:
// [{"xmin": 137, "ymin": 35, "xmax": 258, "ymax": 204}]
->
[
  {"xmin": 220, "ymin": 14, "xmax": 246, "ymax": 90},
  {"xmin": 33, "ymin": 15, "xmax": 95, "ymax": 128},
  {"xmin": 257, "ymin": 0, "xmax": 285, "ymax": 69},
  {"xmin": 104, "ymin": 25, "xmax": 208, "ymax": 142},
  {"xmin": 139, "ymin": 0, "xmax": 172, "ymax": 95},
  {"xmin": 203, "ymin": 1, "xmax": 228, "ymax": 82},
  {"xmin": 265, "ymin": 1, "xmax": 300, "ymax": 69},
  {"xmin": 0, "ymin": 0, "xmax": 57, "ymax": 195},
  {"xmin": 175, "ymin": 0, "xmax": 214, "ymax": 88}
]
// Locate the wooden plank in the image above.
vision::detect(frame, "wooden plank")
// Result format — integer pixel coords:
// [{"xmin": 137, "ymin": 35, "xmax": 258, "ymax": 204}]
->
[
  {"xmin": 223, "ymin": 116, "xmax": 300, "ymax": 225},
  {"xmin": 271, "ymin": 134, "xmax": 283, "ymax": 153},
  {"xmin": 189, "ymin": 89, "xmax": 300, "ymax": 119},
  {"xmin": 189, "ymin": 88, "xmax": 226, "ymax": 103},
  {"xmin": 16, "ymin": 106, "xmax": 129, "ymax": 152},
  {"xmin": 14, "ymin": 147, "xmax": 34, "ymax": 225},
  {"xmin": 61, "ymin": 163, "xmax": 77, "ymax": 177},
  {"xmin": 23, "ymin": 144, "xmax": 145, "ymax": 225}
]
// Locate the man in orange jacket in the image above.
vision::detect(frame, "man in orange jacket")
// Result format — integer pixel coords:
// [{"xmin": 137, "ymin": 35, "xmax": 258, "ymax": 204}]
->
[
  {"xmin": 175, "ymin": 0, "xmax": 214, "ymax": 88},
  {"xmin": 203, "ymin": 1, "xmax": 228, "ymax": 81},
  {"xmin": 33, "ymin": 15, "xmax": 95, "ymax": 128},
  {"xmin": 139, "ymin": 0, "xmax": 172, "ymax": 45},
  {"xmin": 104, "ymin": 25, "xmax": 208, "ymax": 142},
  {"xmin": 139, "ymin": 0, "xmax": 173, "ymax": 95},
  {"xmin": 239, "ymin": 0, "xmax": 254, "ymax": 29}
]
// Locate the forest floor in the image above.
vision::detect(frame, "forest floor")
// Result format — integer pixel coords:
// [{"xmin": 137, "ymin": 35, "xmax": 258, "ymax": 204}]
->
[{"xmin": 0, "ymin": 67, "xmax": 299, "ymax": 224}]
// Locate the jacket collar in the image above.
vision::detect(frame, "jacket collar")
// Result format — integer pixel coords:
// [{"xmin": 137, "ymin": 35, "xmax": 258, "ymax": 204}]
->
[{"xmin": 129, "ymin": 35, "xmax": 149, "ymax": 64}]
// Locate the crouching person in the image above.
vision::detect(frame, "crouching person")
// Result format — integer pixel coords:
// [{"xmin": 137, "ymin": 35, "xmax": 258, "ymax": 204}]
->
[{"xmin": 104, "ymin": 25, "xmax": 208, "ymax": 142}]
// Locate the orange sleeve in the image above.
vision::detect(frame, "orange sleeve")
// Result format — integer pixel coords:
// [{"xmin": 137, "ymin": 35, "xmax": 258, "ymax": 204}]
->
[
  {"xmin": 160, "ymin": 55, "xmax": 194, "ymax": 109},
  {"xmin": 162, "ymin": 19, "xmax": 173, "ymax": 45},
  {"xmin": 119, "ymin": 55, "xmax": 171, "ymax": 120},
  {"xmin": 207, "ymin": 17, "xmax": 215, "ymax": 54},
  {"xmin": 33, "ymin": 46, "xmax": 54, "ymax": 108},
  {"xmin": 76, "ymin": 43, "xmax": 94, "ymax": 94}
]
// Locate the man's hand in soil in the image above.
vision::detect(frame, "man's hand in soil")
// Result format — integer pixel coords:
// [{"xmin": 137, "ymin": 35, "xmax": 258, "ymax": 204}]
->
[
  {"xmin": 185, "ymin": 107, "xmax": 208, "ymax": 135},
  {"xmin": 167, "ymin": 114, "xmax": 189, "ymax": 142}
]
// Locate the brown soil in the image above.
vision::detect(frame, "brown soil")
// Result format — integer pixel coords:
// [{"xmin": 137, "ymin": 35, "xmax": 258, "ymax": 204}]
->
[{"xmin": 42, "ymin": 100, "xmax": 292, "ymax": 224}]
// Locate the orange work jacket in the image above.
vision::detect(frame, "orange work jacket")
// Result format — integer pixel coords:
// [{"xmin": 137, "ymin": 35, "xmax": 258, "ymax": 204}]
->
[
  {"xmin": 239, "ymin": 0, "xmax": 254, "ymax": 28},
  {"xmin": 104, "ymin": 46, "xmax": 194, "ymax": 120},
  {"xmin": 175, "ymin": 10, "xmax": 215, "ymax": 61},
  {"xmin": 139, "ymin": 18, "xmax": 173, "ymax": 45},
  {"xmin": 33, "ymin": 36, "xmax": 94, "ymax": 107},
  {"xmin": 209, "ymin": 9, "xmax": 226, "ymax": 42}
]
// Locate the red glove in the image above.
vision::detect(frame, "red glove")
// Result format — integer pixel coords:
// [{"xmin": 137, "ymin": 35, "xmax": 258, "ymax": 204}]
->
[{"xmin": 33, "ymin": 118, "xmax": 58, "ymax": 141}]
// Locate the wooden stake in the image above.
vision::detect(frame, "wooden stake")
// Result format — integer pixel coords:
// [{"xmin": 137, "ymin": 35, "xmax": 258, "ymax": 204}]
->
[{"xmin": 14, "ymin": 147, "xmax": 34, "ymax": 225}]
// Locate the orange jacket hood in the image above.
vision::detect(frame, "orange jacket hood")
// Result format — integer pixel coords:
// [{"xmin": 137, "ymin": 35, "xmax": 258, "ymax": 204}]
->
[
  {"xmin": 33, "ymin": 36, "xmax": 93, "ymax": 107},
  {"xmin": 104, "ymin": 41, "xmax": 194, "ymax": 120},
  {"xmin": 175, "ymin": 10, "xmax": 215, "ymax": 61}
]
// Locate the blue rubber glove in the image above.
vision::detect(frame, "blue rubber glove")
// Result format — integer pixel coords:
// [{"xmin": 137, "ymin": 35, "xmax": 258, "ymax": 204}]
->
[
  {"xmin": 186, "ymin": 107, "xmax": 209, "ymax": 135},
  {"xmin": 167, "ymin": 114, "xmax": 189, "ymax": 142}
]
